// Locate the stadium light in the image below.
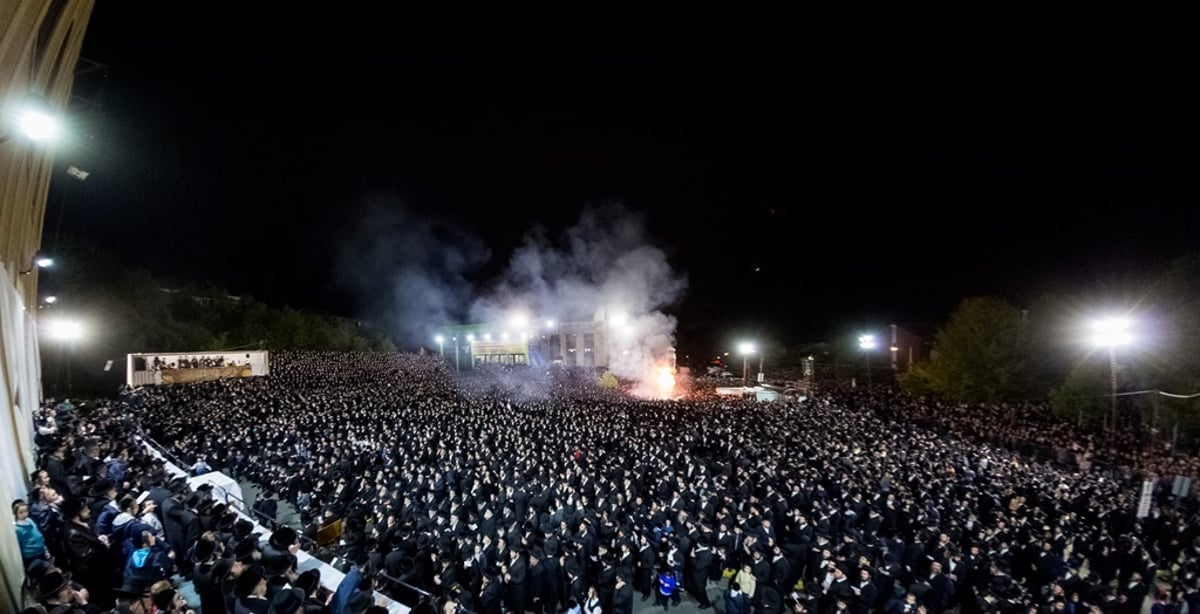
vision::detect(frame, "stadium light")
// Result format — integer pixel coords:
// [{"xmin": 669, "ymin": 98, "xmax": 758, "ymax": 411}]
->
[
  {"xmin": 739, "ymin": 342, "xmax": 755, "ymax": 387},
  {"xmin": 1091, "ymin": 317, "xmax": 1133, "ymax": 430},
  {"xmin": 16, "ymin": 95, "xmax": 60, "ymax": 142},
  {"xmin": 466, "ymin": 334, "xmax": 475, "ymax": 342},
  {"xmin": 858, "ymin": 334, "xmax": 877, "ymax": 389},
  {"xmin": 484, "ymin": 333, "xmax": 492, "ymax": 341},
  {"xmin": 546, "ymin": 319, "xmax": 555, "ymax": 329},
  {"xmin": 44, "ymin": 296, "xmax": 57, "ymax": 304},
  {"xmin": 510, "ymin": 312, "xmax": 529, "ymax": 330},
  {"xmin": 435, "ymin": 335, "xmax": 444, "ymax": 358},
  {"xmin": 45, "ymin": 319, "xmax": 83, "ymax": 341}
]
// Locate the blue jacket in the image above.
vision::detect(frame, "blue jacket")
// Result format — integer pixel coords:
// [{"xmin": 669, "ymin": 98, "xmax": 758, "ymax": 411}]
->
[
  {"xmin": 15, "ymin": 519, "xmax": 46, "ymax": 559},
  {"xmin": 658, "ymin": 572, "xmax": 676, "ymax": 595}
]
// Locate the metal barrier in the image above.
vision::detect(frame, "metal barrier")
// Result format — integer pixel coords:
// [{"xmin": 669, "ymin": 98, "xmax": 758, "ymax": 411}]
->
[{"xmin": 375, "ymin": 569, "xmax": 477, "ymax": 614}]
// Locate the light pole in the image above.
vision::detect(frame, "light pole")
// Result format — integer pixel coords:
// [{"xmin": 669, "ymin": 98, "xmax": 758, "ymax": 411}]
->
[
  {"xmin": 738, "ymin": 342, "xmax": 756, "ymax": 388},
  {"xmin": 858, "ymin": 334, "xmax": 877, "ymax": 390},
  {"xmin": 1091, "ymin": 318, "xmax": 1132, "ymax": 431},
  {"xmin": 453, "ymin": 336, "xmax": 460, "ymax": 372},
  {"xmin": 435, "ymin": 335, "xmax": 444, "ymax": 359}
]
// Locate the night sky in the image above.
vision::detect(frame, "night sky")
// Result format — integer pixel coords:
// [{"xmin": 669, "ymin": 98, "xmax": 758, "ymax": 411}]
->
[{"xmin": 47, "ymin": 5, "xmax": 1200, "ymax": 356}]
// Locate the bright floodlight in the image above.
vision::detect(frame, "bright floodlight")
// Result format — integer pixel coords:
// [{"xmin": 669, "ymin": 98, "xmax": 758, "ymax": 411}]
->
[
  {"xmin": 18, "ymin": 107, "xmax": 60, "ymax": 142},
  {"xmin": 1091, "ymin": 318, "xmax": 1132, "ymax": 347},
  {"xmin": 484, "ymin": 333, "xmax": 492, "ymax": 341},
  {"xmin": 45, "ymin": 320, "xmax": 82, "ymax": 341},
  {"xmin": 434, "ymin": 335, "xmax": 444, "ymax": 344},
  {"xmin": 44, "ymin": 296, "xmax": 57, "ymax": 304},
  {"xmin": 858, "ymin": 334, "xmax": 877, "ymax": 350},
  {"xmin": 509, "ymin": 313, "xmax": 529, "ymax": 330},
  {"xmin": 738, "ymin": 342, "xmax": 756, "ymax": 355},
  {"xmin": 501, "ymin": 332, "xmax": 509, "ymax": 340},
  {"xmin": 609, "ymin": 311, "xmax": 627, "ymax": 327},
  {"xmin": 545, "ymin": 319, "xmax": 555, "ymax": 329},
  {"xmin": 466, "ymin": 334, "xmax": 475, "ymax": 342},
  {"xmin": 35, "ymin": 257, "xmax": 53, "ymax": 268}
]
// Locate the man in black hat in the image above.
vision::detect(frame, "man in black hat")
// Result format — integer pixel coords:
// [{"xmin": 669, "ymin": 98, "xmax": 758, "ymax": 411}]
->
[
  {"xmin": 169, "ymin": 492, "xmax": 203, "ymax": 576},
  {"xmin": 293, "ymin": 568, "xmax": 325, "ymax": 611},
  {"xmin": 89, "ymin": 478, "xmax": 121, "ymax": 537},
  {"xmin": 268, "ymin": 586, "xmax": 305, "ymax": 614},
  {"xmin": 254, "ymin": 491, "xmax": 279, "ymax": 527},
  {"xmin": 526, "ymin": 548, "xmax": 552, "ymax": 614},
  {"xmin": 263, "ymin": 525, "xmax": 300, "ymax": 575},
  {"xmin": 194, "ymin": 542, "xmax": 231, "ymax": 614},
  {"xmin": 63, "ymin": 496, "xmax": 115, "ymax": 607},
  {"xmin": 480, "ymin": 570, "xmax": 504, "ymax": 614},
  {"xmin": 503, "ymin": 547, "xmax": 527, "ymax": 614},
  {"xmin": 38, "ymin": 571, "xmax": 76, "ymax": 611},
  {"xmin": 113, "ymin": 581, "xmax": 154, "ymax": 613},
  {"xmin": 264, "ymin": 552, "xmax": 295, "ymax": 602},
  {"xmin": 613, "ymin": 571, "xmax": 635, "ymax": 614},
  {"xmin": 690, "ymin": 537, "xmax": 715, "ymax": 609},
  {"xmin": 235, "ymin": 565, "xmax": 270, "ymax": 614}
]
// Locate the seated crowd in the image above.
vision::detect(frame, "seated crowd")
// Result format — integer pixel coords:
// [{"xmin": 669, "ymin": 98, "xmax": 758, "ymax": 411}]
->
[{"xmin": 14, "ymin": 350, "xmax": 1200, "ymax": 614}]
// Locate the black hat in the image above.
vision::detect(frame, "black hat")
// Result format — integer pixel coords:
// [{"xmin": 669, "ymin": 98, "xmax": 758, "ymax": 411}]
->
[
  {"xmin": 235, "ymin": 565, "xmax": 265, "ymax": 597},
  {"xmin": 196, "ymin": 482, "xmax": 214, "ymax": 493},
  {"xmin": 294, "ymin": 568, "xmax": 321, "ymax": 597},
  {"xmin": 234, "ymin": 519, "xmax": 255, "ymax": 539},
  {"xmin": 234, "ymin": 536, "xmax": 259, "ymax": 562},
  {"xmin": 168, "ymin": 476, "xmax": 189, "ymax": 494},
  {"xmin": 269, "ymin": 587, "xmax": 305, "ymax": 614},
  {"xmin": 269, "ymin": 526, "xmax": 298, "ymax": 549},
  {"xmin": 184, "ymin": 493, "xmax": 203, "ymax": 509},
  {"xmin": 266, "ymin": 554, "xmax": 293, "ymax": 578},
  {"xmin": 38, "ymin": 571, "xmax": 69, "ymax": 601},
  {"xmin": 25, "ymin": 558, "xmax": 53, "ymax": 583},
  {"xmin": 61, "ymin": 498, "xmax": 85, "ymax": 520},
  {"xmin": 193, "ymin": 538, "xmax": 217, "ymax": 563},
  {"xmin": 211, "ymin": 558, "xmax": 234, "ymax": 582},
  {"xmin": 152, "ymin": 588, "xmax": 177, "ymax": 611},
  {"xmin": 217, "ymin": 513, "xmax": 237, "ymax": 532},
  {"xmin": 113, "ymin": 582, "xmax": 151, "ymax": 600},
  {"xmin": 87, "ymin": 478, "xmax": 115, "ymax": 498}
]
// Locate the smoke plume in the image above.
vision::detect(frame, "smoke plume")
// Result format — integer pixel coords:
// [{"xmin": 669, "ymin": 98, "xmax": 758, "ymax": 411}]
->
[
  {"xmin": 342, "ymin": 200, "xmax": 687, "ymax": 394},
  {"xmin": 471, "ymin": 205, "xmax": 687, "ymax": 389}
]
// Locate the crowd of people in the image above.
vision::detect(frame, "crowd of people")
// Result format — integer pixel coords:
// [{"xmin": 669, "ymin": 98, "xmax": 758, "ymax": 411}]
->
[
  {"xmin": 149, "ymin": 356, "xmax": 244, "ymax": 371},
  {"xmin": 15, "ymin": 350, "xmax": 1200, "ymax": 614}
]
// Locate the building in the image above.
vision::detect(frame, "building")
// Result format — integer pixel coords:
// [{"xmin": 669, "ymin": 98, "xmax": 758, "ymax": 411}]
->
[{"xmin": 435, "ymin": 319, "xmax": 612, "ymax": 369}]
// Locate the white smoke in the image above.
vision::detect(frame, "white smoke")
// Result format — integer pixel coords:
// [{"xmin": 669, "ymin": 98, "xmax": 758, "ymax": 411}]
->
[{"xmin": 471, "ymin": 205, "xmax": 687, "ymax": 392}]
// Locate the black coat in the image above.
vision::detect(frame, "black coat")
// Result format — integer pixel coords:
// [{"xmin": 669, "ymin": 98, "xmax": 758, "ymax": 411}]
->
[
  {"xmin": 480, "ymin": 580, "xmax": 503, "ymax": 614},
  {"xmin": 612, "ymin": 582, "xmax": 635, "ymax": 614}
]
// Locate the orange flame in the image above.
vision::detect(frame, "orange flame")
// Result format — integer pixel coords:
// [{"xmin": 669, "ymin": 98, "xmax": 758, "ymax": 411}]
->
[{"xmin": 656, "ymin": 365, "xmax": 676, "ymax": 398}]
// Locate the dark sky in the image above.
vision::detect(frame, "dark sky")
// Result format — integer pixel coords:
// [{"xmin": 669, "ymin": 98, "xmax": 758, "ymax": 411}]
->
[{"xmin": 48, "ymin": 5, "xmax": 1200, "ymax": 355}]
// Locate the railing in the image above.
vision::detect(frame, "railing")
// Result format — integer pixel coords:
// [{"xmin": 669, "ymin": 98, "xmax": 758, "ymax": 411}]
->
[
  {"xmin": 375, "ymin": 569, "xmax": 476, "ymax": 614},
  {"xmin": 224, "ymin": 490, "xmax": 280, "ymax": 531},
  {"xmin": 136, "ymin": 434, "xmax": 188, "ymax": 472}
]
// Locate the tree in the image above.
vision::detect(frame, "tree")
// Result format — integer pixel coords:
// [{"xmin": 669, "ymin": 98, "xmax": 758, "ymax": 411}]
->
[
  {"xmin": 1049, "ymin": 363, "xmax": 1110, "ymax": 430},
  {"xmin": 903, "ymin": 296, "xmax": 1033, "ymax": 403}
]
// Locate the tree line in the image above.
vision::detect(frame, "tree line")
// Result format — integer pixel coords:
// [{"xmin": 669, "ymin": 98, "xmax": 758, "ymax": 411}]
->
[{"xmin": 39, "ymin": 237, "xmax": 395, "ymax": 396}]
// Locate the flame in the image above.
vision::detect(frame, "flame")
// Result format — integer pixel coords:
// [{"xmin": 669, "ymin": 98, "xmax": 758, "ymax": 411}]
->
[{"xmin": 656, "ymin": 365, "xmax": 676, "ymax": 398}]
